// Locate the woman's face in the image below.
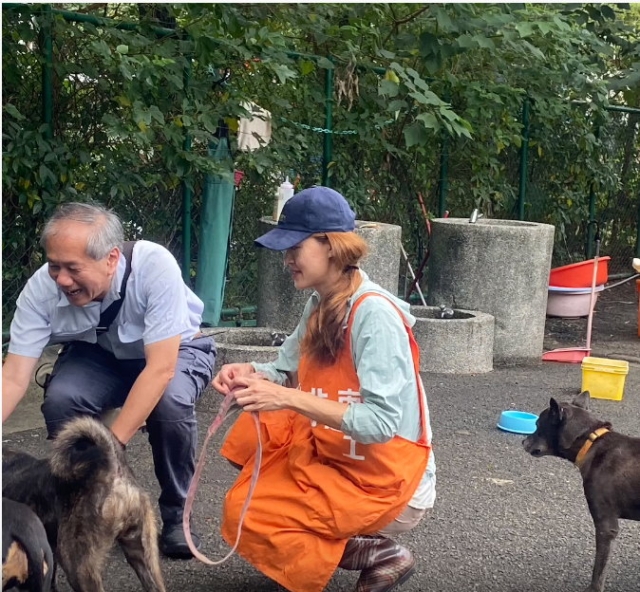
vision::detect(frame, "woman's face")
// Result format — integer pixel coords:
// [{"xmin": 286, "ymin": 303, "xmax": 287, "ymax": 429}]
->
[{"xmin": 284, "ymin": 236, "xmax": 340, "ymax": 296}]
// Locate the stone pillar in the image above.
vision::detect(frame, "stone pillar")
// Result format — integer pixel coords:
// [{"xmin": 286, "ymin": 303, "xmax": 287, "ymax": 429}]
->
[
  {"xmin": 425, "ymin": 218, "xmax": 555, "ymax": 365},
  {"xmin": 256, "ymin": 218, "xmax": 402, "ymax": 333},
  {"xmin": 410, "ymin": 306, "xmax": 494, "ymax": 374}
]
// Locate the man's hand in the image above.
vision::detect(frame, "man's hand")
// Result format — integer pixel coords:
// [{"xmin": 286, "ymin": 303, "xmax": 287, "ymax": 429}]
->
[{"xmin": 110, "ymin": 335, "xmax": 181, "ymax": 444}]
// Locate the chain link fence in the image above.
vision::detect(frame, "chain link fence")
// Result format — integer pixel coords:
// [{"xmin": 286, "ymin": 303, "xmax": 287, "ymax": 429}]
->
[{"xmin": 3, "ymin": 8, "xmax": 638, "ymax": 331}]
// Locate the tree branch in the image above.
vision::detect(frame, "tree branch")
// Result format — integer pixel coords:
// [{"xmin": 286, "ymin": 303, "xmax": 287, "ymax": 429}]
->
[{"xmin": 395, "ymin": 5, "xmax": 431, "ymax": 26}]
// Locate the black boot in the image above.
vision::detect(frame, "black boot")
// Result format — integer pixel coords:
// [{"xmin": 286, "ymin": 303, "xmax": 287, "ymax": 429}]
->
[
  {"xmin": 159, "ymin": 521, "xmax": 201, "ymax": 560},
  {"xmin": 339, "ymin": 535, "xmax": 416, "ymax": 592}
]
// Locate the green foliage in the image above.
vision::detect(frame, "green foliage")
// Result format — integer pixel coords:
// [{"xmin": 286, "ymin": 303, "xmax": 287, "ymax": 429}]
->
[{"xmin": 2, "ymin": 3, "xmax": 639, "ymax": 321}]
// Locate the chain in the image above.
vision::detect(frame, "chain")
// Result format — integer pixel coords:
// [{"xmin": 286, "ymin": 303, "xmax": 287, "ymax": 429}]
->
[
  {"xmin": 280, "ymin": 116, "xmax": 397, "ymax": 135},
  {"xmin": 279, "ymin": 116, "xmax": 357, "ymax": 135}
]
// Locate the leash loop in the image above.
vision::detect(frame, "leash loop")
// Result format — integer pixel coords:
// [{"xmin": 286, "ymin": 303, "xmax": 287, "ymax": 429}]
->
[{"xmin": 182, "ymin": 394, "xmax": 262, "ymax": 565}]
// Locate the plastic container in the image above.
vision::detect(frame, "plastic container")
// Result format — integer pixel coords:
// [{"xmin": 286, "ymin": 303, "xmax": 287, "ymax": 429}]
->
[
  {"xmin": 546, "ymin": 285, "xmax": 604, "ymax": 318},
  {"xmin": 549, "ymin": 257, "xmax": 610, "ymax": 288},
  {"xmin": 497, "ymin": 410, "xmax": 539, "ymax": 435},
  {"xmin": 581, "ymin": 356, "xmax": 629, "ymax": 401},
  {"xmin": 273, "ymin": 177, "xmax": 295, "ymax": 221}
]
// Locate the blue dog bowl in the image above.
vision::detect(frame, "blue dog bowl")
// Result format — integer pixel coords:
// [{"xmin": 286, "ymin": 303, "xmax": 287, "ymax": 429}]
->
[{"xmin": 497, "ymin": 410, "xmax": 539, "ymax": 435}]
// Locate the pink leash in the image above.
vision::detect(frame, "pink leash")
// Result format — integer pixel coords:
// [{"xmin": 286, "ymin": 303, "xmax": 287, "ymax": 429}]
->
[{"xmin": 182, "ymin": 394, "xmax": 262, "ymax": 565}]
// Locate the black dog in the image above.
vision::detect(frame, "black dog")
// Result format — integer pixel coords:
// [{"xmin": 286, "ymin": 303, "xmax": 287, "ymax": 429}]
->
[
  {"xmin": 2, "ymin": 498, "xmax": 53, "ymax": 592},
  {"xmin": 523, "ymin": 391, "xmax": 640, "ymax": 592},
  {"xmin": 3, "ymin": 417, "xmax": 165, "ymax": 592}
]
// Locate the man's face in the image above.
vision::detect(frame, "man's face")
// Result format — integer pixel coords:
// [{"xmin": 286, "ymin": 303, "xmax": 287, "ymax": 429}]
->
[{"xmin": 45, "ymin": 220, "xmax": 120, "ymax": 306}]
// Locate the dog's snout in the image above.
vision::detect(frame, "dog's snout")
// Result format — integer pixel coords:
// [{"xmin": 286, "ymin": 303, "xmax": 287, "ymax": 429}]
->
[{"xmin": 523, "ymin": 434, "xmax": 548, "ymax": 457}]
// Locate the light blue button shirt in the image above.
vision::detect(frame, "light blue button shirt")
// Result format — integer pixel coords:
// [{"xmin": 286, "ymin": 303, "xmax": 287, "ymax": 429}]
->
[
  {"xmin": 9, "ymin": 241, "xmax": 204, "ymax": 360},
  {"xmin": 251, "ymin": 271, "xmax": 436, "ymax": 509}
]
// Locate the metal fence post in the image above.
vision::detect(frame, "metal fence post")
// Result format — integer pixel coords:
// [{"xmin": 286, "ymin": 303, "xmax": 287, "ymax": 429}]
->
[
  {"xmin": 181, "ymin": 54, "xmax": 193, "ymax": 283},
  {"xmin": 322, "ymin": 61, "xmax": 334, "ymax": 187},
  {"xmin": 517, "ymin": 96, "xmax": 531, "ymax": 221},
  {"xmin": 438, "ymin": 133, "xmax": 449, "ymax": 218},
  {"xmin": 41, "ymin": 4, "xmax": 53, "ymax": 141},
  {"xmin": 586, "ymin": 123, "xmax": 601, "ymax": 259},
  {"xmin": 436, "ymin": 88, "xmax": 451, "ymax": 218}
]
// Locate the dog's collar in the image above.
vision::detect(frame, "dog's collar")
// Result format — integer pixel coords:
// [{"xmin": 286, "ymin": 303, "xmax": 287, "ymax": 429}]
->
[{"xmin": 574, "ymin": 428, "xmax": 610, "ymax": 468}]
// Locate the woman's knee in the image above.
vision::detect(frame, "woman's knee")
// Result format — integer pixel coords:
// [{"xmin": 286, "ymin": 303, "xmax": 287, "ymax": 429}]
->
[{"xmin": 375, "ymin": 506, "xmax": 429, "ymax": 537}]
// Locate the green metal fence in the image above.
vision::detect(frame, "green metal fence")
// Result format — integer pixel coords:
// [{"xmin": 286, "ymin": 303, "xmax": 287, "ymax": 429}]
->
[{"xmin": 3, "ymin": 3, "xmax": 639, "ymax": 333}]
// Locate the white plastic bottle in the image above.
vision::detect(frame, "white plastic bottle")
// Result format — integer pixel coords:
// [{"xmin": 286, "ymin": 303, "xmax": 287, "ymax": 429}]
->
[{"xmin": 274, "ymin": 176, "xmax": 295, "ymax": 221}]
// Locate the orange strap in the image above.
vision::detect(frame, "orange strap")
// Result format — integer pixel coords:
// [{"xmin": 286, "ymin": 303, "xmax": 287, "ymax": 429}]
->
[
  {"xmin": 574, "ymin": 428, "xmax": 609, "ymax": 468},
  {"xmin": 346, "ymin": 292, "xmax": 429, "ymax": 445}
]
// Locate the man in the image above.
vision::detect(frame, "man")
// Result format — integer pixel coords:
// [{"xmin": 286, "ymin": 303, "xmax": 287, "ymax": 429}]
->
[{"xmin": 2, "ymin": 201, "xmax": 216, "ymax": 559}]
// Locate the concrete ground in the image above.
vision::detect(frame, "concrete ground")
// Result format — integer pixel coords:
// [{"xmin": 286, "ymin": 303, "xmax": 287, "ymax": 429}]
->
[{"xmin": 3, "ymin": 280, "xmax": 639, "ymax": 592}]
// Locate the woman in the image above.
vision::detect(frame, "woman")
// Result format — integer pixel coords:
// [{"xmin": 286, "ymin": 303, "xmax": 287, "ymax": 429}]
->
[{"xmin": 212, "ymin": 186, "xmax": 436, "ymax": 592}]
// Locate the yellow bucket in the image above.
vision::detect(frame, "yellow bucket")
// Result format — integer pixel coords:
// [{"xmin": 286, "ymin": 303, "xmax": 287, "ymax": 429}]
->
[{"xmin": 581, "ymin": 356, "xmax": 629, "ymax": 401}]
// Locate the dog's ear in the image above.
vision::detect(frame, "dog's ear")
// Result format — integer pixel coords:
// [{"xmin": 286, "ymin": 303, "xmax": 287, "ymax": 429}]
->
[
  {"xmin": 571, "ymin": 390, "xmax": 590, "ymax": 410},
  {"xmin": 549, "ymin": 398, "xmax": 565, "ymax": 423}
]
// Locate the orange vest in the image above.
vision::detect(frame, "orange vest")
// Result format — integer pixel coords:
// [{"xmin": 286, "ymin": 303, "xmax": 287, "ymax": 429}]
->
[{"xmin": 220, "ymin": 293, "xmax": 431, "ymax": 592}]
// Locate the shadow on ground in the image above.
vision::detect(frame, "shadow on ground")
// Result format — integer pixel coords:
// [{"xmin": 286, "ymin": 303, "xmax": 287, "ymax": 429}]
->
[{"xmin": 3, "ymin": 280, "xmax": 639, "ymax": 591}]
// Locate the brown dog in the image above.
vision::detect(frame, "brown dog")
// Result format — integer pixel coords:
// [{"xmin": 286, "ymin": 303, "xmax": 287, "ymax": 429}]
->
[
  {"xmin": 523, "ymin": 391, "xmax": 640, "ymax": 592},
  {"xmin": 2, "ymin": 417, "xmax": 165, "ymax": 592}
]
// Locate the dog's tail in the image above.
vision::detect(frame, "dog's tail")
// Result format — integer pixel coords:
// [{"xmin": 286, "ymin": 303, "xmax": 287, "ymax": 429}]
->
[{"xmin": 49, "ymin": 416, "xmax": 122, "ymax": 484}]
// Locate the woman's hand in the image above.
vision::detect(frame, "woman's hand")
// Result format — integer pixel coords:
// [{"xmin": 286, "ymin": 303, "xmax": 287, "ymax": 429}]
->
[
  {"xmin": 229, "ymin": 376, "xmax": 348, "ymax": 432},
  {"xmin": 212, "ymin": 363, "xmax": 256, "ymax": 395},
  {"xmin": 229, "ymin": 375, "xmax": 292, "ymax": 412}
]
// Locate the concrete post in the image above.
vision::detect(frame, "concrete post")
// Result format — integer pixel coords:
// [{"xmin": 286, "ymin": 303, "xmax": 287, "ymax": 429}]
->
[{"xmin": 426, "ymin": 218, "xmax": 555, "ymax": 365}]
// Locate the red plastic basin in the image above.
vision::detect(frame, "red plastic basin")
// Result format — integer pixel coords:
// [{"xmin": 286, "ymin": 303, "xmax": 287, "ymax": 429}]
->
[{"xmin": 549, "ymin": 257, "xmax": 610, "ymax": 288}]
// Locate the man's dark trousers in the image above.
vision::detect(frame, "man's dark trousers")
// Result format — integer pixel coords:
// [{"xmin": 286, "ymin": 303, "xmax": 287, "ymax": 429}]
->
[{"xmin": 41, "ymin": 336, "xmax": 216, "ymax": 526}]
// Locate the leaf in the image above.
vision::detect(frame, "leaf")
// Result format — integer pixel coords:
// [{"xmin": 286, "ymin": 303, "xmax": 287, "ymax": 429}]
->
[
  {"xmin": 4, "ymin": 104, "xmax": 25, "ymax": 121},
  {"xmin": 457, "ymin": 34, "xmax": 475, "ymax": 49},
  {"xmin": 536, "ymin": 21, "xmax": 552, "ymax": 36},
  {"xmin": 299, "ymin": 60, "xmax": 315, "ymax": 76},
  {"xmin": 273, "ymin": 64, "xmax": 297, "ymax": 84},
  {"xmin": 38, "ymin": 164, "xmax": 56, "ymax": 185},
  {"xmin": 522, "ymin": 41, "xmax": 545, "ymax": 60},
  {"xmin": 116, "ymin": 44, "xmax": 129, "ymax": 55},
  {"xmin": 435, "ymin": 8, "xmax": 455, "ymax": 32},
  {"xmin": 316, "ymin": 57, "xmax": 334, "ymax": 70},
  {"xmin": 474, "ymin": 35, "xmax": 495, "ymax": 50},
  {"xmin": 384, "ymin": 69, "xmax": 400, "ymax": 84},
  {"xmin": 409, "ymin": 90, "xmax": 442, "ymax": 106},
  {"xmin": 377, "ymin": 49, "xmax": 395, "ymax": 59},
  {"xmin": 416, "ymin": 112, "xmax": 439, "ymax": 130},
  {"xmin": 115, "ymin": 95, "xmax": 132, "ymax": 108},
  {"xmin": 403, "ymin": 122, "xmax": 428, "ymax": 148},
  {"xmin": 379, "ymin": 79, "xmax": 399, "ymax": 98},
  {"xmin": 515, "ymin": 22, "xmax": 535, "ymax": 38},
  {"xmin": 387, "ymin": 99, "xmax": 407, "ymax": 112},
  {"xmin": 149, "ymin": 105, "xmax": 165, "ymax": 124}
]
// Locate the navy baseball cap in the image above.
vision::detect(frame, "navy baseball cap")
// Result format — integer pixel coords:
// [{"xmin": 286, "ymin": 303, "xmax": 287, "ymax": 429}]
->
[{"xmin": 255, "ymin": 186, "xmax": 356, "ymax": 251}]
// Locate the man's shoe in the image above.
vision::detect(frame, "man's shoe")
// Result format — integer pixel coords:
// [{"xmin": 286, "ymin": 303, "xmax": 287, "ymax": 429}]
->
[{"xmin": 159, "ymin": 522, "xmax": 201, "ymax": 560}]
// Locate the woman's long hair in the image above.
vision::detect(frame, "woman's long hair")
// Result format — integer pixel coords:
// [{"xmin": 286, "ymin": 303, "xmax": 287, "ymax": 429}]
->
[{"xmin": 300, "ymin": 232, "xmax": 368, "ymax": 366}]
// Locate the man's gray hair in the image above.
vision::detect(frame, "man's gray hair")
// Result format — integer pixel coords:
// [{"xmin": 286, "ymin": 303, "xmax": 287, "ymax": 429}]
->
[{"xmin": 40, "ymin": 202, "xmax": 124, "ymax": 260}]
